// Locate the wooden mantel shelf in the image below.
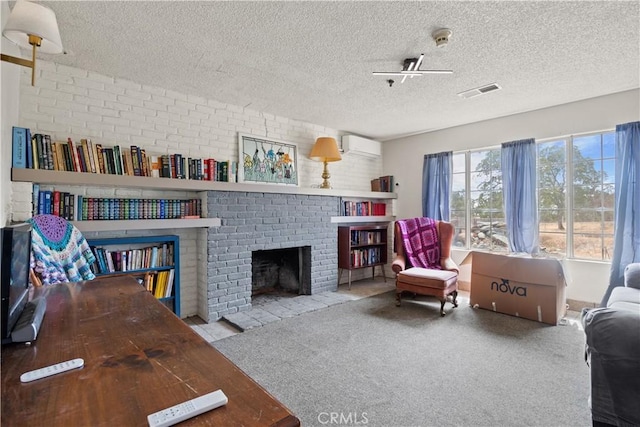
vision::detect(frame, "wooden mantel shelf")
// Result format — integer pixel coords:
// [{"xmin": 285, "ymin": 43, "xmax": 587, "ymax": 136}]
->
[{"xmin": 12, "ymin": 168, "xmax": 397, "ymax": 200}]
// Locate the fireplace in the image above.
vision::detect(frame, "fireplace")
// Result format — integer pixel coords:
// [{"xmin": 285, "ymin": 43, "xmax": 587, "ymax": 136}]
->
[
  {"xmin": 252, "ymin": 246, "xmax": 311, "ymax": 296},
  {"xmin": 204, "ymin": 191, "xmax": 340, "ymax": 321}
]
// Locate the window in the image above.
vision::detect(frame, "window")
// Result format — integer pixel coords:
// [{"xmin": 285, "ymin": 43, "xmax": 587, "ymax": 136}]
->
[
  {"xmin": 451, "ymin": 152, "xmax": 467, "ymax": 247},
  {"xmin": 537, "ymin": 139, "xmax": 567, "ymax": 257},
  {"xmin": 451, "ymin": 130, "xmax": 615, "ymax": 261},
  {"xmin": 571, "ymin": 132, "xmax": 615, "ymax": 260},
  {"xmin": 469, "ymin": 148, "xmax": 506, "ymax": 251}
]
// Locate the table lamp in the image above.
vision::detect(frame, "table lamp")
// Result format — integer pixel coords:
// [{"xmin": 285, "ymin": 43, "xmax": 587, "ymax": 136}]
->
[{"xmin": 309, "ymin": 137, "xmax": 342, "ymax": 189}]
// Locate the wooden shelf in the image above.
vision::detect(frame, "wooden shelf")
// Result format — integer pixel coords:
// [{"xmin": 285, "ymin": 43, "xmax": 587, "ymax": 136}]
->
[
  {"xmin": 331, "ymin": 215, "xmax": 395, "ymax": 224},
  {"xmin": 12, "ymin": 168, "xmax": 397, "ymax": 199},
  {"xmin": 337, "ymin": 223, "xmax": 389, "ymax": 289},
  {"xmin": 74, "ymin": 218, "xmax": 221, "ymax": 233}
]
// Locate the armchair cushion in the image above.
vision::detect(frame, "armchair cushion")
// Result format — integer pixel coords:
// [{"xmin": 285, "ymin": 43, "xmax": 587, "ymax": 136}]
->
[{"xmin": 397, "ymin": 267, "xmax": 457, "ymax": 289}]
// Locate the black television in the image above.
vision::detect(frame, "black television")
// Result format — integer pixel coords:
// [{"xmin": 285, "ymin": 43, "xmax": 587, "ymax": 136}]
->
[{"xmin": 1, "ymin": 222, "xmax": 33, "ymax": 344}]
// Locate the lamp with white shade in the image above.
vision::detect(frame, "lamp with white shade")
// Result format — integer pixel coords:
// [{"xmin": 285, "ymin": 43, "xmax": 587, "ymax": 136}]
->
[
  {"xmin": 1, "ymin": 0, "xmax": 64, "ymax": 86},
  {"xmin": 309, "ymin": 137, "xmax": 342, "ymax": 189}
]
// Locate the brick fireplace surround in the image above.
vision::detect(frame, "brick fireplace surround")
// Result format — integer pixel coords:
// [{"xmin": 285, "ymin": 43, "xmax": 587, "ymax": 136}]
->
[{"xmin": 205, "ymin": 191, "xmax": 340, "ymax": 321}]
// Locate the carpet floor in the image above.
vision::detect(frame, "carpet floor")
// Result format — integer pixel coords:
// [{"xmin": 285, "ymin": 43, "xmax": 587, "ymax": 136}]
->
[{"xmin": 213, "ymin": 291, "xmax": 591, "ymax": 427}]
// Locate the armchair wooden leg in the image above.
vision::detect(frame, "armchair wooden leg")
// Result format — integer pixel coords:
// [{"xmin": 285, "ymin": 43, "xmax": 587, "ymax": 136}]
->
[
  {"xmin": 452, "ymin": 291, "xmax": 459, "ymax": 307},
  {"xmin": 440, "ymin": 299, "xmax": 446, "ymax": 316},
  {"xmin": 395, "ymin": 291, "xmax": 402, "ymax": 307}
]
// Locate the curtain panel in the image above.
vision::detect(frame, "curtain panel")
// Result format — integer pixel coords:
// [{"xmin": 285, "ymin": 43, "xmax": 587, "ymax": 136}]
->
[
  {"xmin": 501, "ymin": 139, "xmax": 539, "ymax": 254},
  {"xmin": 602, "ymin": 121, "xmax": 640, "ymax": 306},
  {"xmin": 422, "ymin": 152, "xmax": 452, "ymax": 221}
]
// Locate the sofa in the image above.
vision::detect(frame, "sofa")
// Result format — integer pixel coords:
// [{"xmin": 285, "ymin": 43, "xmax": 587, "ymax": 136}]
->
[{"xmin": 582, "ymin": 263, "xmax": 640, "ymax": 427}]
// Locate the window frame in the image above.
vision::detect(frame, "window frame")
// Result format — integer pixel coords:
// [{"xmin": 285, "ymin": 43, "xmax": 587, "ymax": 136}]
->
[{"xmin": 451, "ymin": 128, "xmax": 615, "ymax": 262}]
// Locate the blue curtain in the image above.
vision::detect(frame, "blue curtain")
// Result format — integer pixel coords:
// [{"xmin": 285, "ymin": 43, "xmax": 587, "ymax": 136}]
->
[
  {"xmin": 422, "ymin": 151, "xmax": 451, "ymax": 220},
  {"xmin": 501, "ymin": 139, "xmax": 539, "ymax": 254},
  {"xmin": 601, "ymin": 121, "xmax": 640, "ymax": 306}
]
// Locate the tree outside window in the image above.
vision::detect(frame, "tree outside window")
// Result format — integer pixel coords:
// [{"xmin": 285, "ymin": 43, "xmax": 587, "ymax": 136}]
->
[
  {"xmin": 452, "ymin": 130, "xmax": 614, "ymax": 261},
  {"xmin": 469, "ymin": 149, "xmax": 507, "ymax": 251}
]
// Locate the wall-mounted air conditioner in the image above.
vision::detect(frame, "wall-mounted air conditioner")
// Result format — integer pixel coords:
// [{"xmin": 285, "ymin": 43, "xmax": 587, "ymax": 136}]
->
[{"xmin": 341, "ymin": 135, "xmax": 381, "ymax": 158}]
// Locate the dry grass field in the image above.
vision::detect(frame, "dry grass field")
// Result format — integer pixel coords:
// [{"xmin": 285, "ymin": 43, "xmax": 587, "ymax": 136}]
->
[{"xmin": 539, "ymin": 221, "xmax": 613, "ymax": 259}]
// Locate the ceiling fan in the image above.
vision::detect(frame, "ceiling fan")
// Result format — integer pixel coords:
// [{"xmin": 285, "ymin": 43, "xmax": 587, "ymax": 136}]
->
[{"xmin": 372, "ymin": 28, "xmax": 454, "ymax": 84}]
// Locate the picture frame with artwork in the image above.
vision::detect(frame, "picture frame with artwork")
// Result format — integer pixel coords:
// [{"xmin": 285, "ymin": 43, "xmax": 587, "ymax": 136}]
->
[{"xmin": 238, "ymin": 133, "xmax": 299, "ymax": 186}]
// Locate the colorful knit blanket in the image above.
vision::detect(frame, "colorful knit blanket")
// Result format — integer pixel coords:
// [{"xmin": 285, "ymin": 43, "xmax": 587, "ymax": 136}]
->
[
  {"xmin": 28, "ymin": 215, "xmax": 96, "ymax": 286},
  {"xmin": 397, "ymin": 217, "xmax": 441, "ymax": 269}
]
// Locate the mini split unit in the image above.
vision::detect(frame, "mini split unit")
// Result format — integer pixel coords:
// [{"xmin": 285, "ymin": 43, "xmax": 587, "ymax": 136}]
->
[{"xmin": 341, "ymin": 135, "xmax": 381, "ymax": 158}]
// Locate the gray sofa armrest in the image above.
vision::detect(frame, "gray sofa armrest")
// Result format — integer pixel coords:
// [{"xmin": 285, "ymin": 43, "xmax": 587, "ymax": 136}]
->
[{"xmin": 582, "ymin": 306, "xmax": 640, "ymax": 426}]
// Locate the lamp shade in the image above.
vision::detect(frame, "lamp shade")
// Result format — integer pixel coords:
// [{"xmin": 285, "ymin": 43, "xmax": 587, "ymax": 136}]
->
[
  {"xmin": 3, "ymin": 0, "xmax": 63, "ymax": 54},
  {"xmin": 309, "ymin": 137, "xmax": 342, "ymax": 162}
]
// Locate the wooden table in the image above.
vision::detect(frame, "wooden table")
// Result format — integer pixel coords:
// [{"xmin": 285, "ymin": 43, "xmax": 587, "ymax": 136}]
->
[{"xmin": 1, "ymin": 276, "xmax": 300, "ymax": 426}]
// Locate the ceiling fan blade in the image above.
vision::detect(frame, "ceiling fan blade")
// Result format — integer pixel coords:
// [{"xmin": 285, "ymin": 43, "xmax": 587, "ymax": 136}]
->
[
  {"xmin": 372, "ymin": 71, "xmax": 423, "ymax": 76},
  {"xmin": 410, "ymin": 70, "xmax": 453, "ymax": 74}
]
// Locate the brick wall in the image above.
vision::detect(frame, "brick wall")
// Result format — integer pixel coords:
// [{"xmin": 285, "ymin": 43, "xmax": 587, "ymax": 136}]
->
[
  {"xmin": 13, "ymin": 62, "xmax": 383, "ymax": 320},
  {"xmin": 204, "ymin": 191, "xmax": 339, "ymax": 321}
]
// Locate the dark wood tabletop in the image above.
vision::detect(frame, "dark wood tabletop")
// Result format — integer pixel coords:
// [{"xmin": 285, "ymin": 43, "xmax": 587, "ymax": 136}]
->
[{"xmin": 1, "ymin": 276, "xmax": 300, "ymax": 426}]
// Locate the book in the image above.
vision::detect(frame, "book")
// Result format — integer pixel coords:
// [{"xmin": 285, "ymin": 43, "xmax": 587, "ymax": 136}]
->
[
  {"xmin": 150, "ymin": 246, "xmax": 159, "ymax": 268},
  {"xmin": 30, "ymin": 133, "xmax": 39, "ymax": 169},
  {"xmin": 42, "ymin": 135, "xmax": 53, "ymax": 170},
  {"xmin": 113, "ymin": 146, "xmax": 124, "ymax": 175},
  {"xmin": 150, "ymin": 155, "xmax": 160, "ymax": 178},
  {"xmin": 130, "ymin": 146, "xmax": 141, "ymax": 176},
  {"xmin": 140, "ymin": 149, "xmax": 149, "ymax": 177},
  {"xmin": 76, "ymin": 146, "xmax": 87, "ymax": 172},
  {"xmin": 25, "ymin": 128, "xmax": 33, "ymax": 169},
  {"xmin": 164, "ymin": 269, "xmax": 175, "ymax": 298},
  {"xmin": 161, "ymin": 155, "xmax": 171, "ymax": 178},
  {"xmin": 67, "ymin": 138, "xmax": 82, "ymax": 172},
  {"xmin": 12, "ymin": 126, "xmax": 28, "ymax": 168},
  {"xmin": 32, "ymin": 184, "xmax": 40, "ymax": 216},
  {"xmin": 52, "ymin": 191, "xmax": 61, "ymax": 216}
]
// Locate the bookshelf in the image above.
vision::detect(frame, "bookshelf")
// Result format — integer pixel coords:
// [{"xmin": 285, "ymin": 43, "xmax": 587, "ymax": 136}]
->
[
  {"xmin": 86, "ymin": 235, "xmax": 181, "ymax": 316},
  {"xmin": 331, "ymin": 196, "xmax": 396, "ymax": 224},
  {"xmin": 337, "ymin": 223, "xmax": 389, "ymax": 289},
  {"xmin": 13, "ymin": 168, "xmax": 398, "ymax": 198}
]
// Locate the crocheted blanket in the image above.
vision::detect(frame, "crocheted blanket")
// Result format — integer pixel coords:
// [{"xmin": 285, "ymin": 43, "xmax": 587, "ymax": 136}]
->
[
  {"xmin": 28, "ymin": 215, "xmax": 96, "ymax": 286},
  {"xmin": 397, "ymin": 217, "xmax": 441, "ymax": 269}
]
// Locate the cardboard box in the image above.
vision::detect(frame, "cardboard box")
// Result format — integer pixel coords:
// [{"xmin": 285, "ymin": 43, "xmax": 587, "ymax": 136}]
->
[{"xmin": 469, "ymin": 251, "xmax": 566, "ymax": 325}]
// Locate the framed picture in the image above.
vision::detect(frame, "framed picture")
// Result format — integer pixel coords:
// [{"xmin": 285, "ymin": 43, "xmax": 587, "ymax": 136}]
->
[{"xmin": 238, "ymin": 133, "xmax": 299, "ymax": 186}]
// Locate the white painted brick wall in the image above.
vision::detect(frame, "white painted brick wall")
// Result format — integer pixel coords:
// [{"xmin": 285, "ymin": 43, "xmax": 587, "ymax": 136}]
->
[{"xmin": 12, "ymin": 62, "xmax": 384, "ymax": 320}]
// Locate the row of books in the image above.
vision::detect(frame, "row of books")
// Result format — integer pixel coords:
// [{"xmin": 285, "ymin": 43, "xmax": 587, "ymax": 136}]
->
[
  {"xmin": 370, "ymin": 175, "xmax": 395, "ymax": 192},
  {"xmin": 349, "ymin": 247, "xmax": 383, "ymax": 267},
  {"xmin": 33, "ymin": 186, "xmax": 202, "ymax": 221},
  {"xmin": 90, "ymin": 243, "xmax": 175, "ymax": 275},
  {"xmin": 350, "ymin": 230, "xmax": 384, "ymax": 246},
  {"xmin": 11, "ymin": 126, "xmax": 238, "ymax": 182},
  {"xmin": 144, "ymin": 269, "xmax": 176, "ymax": 299},
  {"xmin": 341, "ymin": 201, "xmax": 386, "ymax": 216}
]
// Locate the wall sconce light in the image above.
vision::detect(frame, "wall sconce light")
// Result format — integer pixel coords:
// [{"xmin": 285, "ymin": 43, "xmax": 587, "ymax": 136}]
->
[
  {"xmin": 1, "ymin": 0, "xmax": 64, "ymax": 86},
  {"xmin": 309, "ymin": 137, "xmax": 342, "ymax": 189}
]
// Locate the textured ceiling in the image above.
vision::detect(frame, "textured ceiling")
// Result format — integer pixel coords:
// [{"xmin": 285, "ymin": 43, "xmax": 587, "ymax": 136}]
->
[{"xmin": 29, "ymin": 1, "xmax": 640, "ymax": 140}]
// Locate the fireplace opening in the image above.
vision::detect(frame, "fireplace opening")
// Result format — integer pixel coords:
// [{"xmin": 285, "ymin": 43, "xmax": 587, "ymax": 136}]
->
[{"xmin": 251, "ymin": 246, "xmax": 311, "ymax": 297}]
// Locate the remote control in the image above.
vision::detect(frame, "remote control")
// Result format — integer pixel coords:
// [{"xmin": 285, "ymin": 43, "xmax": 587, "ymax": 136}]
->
[
  {"xmin": 20, "ymin": 358, "xmax": 84, "ymax": 383},
  {"xmin": 147, "ymin": 389, "xmax": 228, "ymax": 427}
]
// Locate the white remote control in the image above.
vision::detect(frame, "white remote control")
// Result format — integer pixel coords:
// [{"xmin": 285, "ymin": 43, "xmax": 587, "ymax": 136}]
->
[
  {"xmin": 147, "ymin": 389, "xmax": 228, "ymax": 427},
  {"xmin": 20, "ymin": 358, "xmax": 84, "ymax": 383}
]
